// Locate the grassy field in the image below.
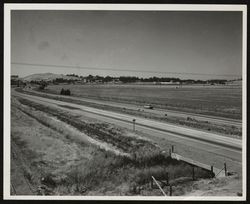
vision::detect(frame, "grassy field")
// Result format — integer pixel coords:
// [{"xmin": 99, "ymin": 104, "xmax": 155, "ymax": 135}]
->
[{"xmin": 45, "ymin": 84, "xmax": 242, "ymax": 119}]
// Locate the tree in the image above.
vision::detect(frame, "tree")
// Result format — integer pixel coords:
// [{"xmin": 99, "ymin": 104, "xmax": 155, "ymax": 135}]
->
[
  {"xmin": 39, "ymin": 81, "xmax": 47, "ymax": 90},
  {"xmin": 60, "ymin": 88, "xmax": 65, "ymax": 95},
  {"xmin": 60, "ymin": 88, "xmax": 71, "ymax": 95}
]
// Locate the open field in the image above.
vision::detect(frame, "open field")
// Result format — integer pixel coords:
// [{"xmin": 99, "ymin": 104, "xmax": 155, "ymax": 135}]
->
[
  {"xmin": 11, "ymin": 92, "xmax": 242, "ymax": 196},
  {"xmin": 44, "ymin": 84, "xmax": 242, "ymax": 120}
]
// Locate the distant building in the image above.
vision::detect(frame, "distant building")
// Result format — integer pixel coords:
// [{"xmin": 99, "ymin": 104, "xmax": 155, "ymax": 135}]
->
[
  {"xmin": 11, "ymin": 75, "xmax": 19, "ymax": 80},
  {"xmin": 11, "ymin": 75, "xmax": 24, "ymax": 86},
  {"xmin": 154, "ymin": 81, "xmax": 180, "ymax": 85}
]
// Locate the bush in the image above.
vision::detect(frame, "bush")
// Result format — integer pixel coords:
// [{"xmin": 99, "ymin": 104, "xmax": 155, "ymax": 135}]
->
[
  {"xmin": 60, "ymin": 88, "xmax": 71, "ymax": 95},
  {"xmin": 39, "ymin": 84, "xmax": 46, "ymax": 90},
  {"xmin": 41, "ymin": 173, "xmax": 56, "ymax": 188}
]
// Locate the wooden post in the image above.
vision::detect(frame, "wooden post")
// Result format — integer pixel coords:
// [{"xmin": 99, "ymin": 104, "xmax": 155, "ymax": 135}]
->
[
  {"xmin": 166, "ymin": 172, "xmax": 169, "ymax": 186},
  {"xmin": 211, "ymin": 165, "xmax": 214, "ymax": 178},
  {"xmin": 169, "ymin": 185, "xmax": 172, "ymax": 196},
  {"xmin": 169, "ymin": 149, "xmax": 172, "ymax": 157},
  {"xmin": 224, "ymin": 162, "xmax": 227, "ymax": 176},
  {"xmin": 171, "ymin": 145, "xmax": 174, "ymax": 153},
  {"xmin": 192, "ymin": 166, "xmax": 195, "ymax": 181},
  {"xmin": 152, "ymin": 176, "xmax": 167, "ymax": 196}
]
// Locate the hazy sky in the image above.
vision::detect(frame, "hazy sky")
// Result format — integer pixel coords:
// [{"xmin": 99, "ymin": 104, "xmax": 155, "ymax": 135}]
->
[{"xmin": 11, "ymin": 10, "xmax": 243, "ymax": 79}]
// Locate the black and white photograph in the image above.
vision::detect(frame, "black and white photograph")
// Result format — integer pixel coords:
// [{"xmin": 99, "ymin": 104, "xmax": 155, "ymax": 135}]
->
[{"xmin": 3, "ymin": 3, "xmax": 247, "ymax": 200}]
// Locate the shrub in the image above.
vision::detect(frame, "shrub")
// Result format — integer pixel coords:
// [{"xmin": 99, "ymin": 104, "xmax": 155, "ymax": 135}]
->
[
  {"xmin": 41, "ymin": 173, "xmax": 56, "ymax": 188},
  {"xmin": 60, "ymin": 88, "xmax": 65, "ymax": 95},
  {"xmin": 60, "ymin": 88, "xmax": 71, "ymax": 95}
]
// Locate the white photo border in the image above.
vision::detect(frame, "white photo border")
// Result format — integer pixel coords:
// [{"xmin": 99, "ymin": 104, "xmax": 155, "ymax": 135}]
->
[{"xmin": 4, "ymin": 3, "xmax": 247, "ymax": 201}]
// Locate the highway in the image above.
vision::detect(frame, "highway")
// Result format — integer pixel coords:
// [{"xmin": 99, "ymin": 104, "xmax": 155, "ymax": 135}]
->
[
  {"xmin": 24, "ymin": 88, "xmax": 242, "ymax": 128},
  {"xmin": 13, "ymin": 90, "xmax": 242, "ymax": 164}
]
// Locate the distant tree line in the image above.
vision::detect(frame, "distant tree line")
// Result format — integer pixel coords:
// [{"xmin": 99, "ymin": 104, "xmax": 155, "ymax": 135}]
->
[
  {"xmin": 28, "ymin": 75, "xmax": 231, "ymax": 85},
  {"xmin": 11, "ymin": 79, "xmax": 26, "ymax": 87},
  {"xmin": 52, "ymin": 78, "xmax": 78, "ymax": 84},
  {"xmin": 66, "ymin": 74, "xmax": 79, "ymax": 77}
]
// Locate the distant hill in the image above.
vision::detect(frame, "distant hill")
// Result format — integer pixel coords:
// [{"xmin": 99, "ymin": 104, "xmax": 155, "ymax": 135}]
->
[{"xmin": 22, "ymin": 73, "xmax": 80, "ymax": 82}]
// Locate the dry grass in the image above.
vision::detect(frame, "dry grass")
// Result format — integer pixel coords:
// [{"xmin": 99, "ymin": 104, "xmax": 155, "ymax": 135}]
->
[
  {"xmin": 44, "ymin": 84, "xmax": 242, "ymax": 119},
  {"xmin": 11, "ymin": 98, "xmax": 95, "ymax": 195},
  {"xmin": 54, "ymin": 150, "xmax": 211, "ymax": 195},
  {"xmin": 16, "ymin": 97, "xmax": 158, "ymax": 154}
]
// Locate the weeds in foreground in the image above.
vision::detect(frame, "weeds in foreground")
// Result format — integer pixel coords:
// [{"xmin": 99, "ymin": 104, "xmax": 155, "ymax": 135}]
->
[{"xmin": 53, "ymin": 148, "xmax": 210, "ymax": 195}]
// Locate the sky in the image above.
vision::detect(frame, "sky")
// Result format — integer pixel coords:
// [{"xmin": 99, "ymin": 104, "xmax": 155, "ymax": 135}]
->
[{"xmin": 11, "ymin": 10, "xmax": 243, "ymax": 80}]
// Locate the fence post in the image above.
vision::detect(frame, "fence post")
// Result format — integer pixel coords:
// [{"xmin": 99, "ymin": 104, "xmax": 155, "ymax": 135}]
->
[
  {"xmin": 171, "ymin": 145, "xmax": 174, "ymax": 153},
  {"xmin": 152, "ymin": 176, "xmax": 167, "ymax": 196},
  {"xmin": 169, "ymin": 185, "xmax": 172, "ymax": 196},
  {"xmin": 166, "ymin": 172, "xmax": 169, "ymax": 186},
  {"xmin": 169, "ymin": 149, "xmax": 172, "ymax": 157},
  {"xmin": 192, "ymin": 166, "xmax": 195, "ymax": 181},
  {"xmin": 224, "ymin": 162, "xmax": 227, "ymax": 176}
]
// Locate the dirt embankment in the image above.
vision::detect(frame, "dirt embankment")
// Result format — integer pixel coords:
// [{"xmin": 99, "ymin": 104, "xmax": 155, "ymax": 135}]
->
[{"xmin": 11, "ymin": 100, "xmax": 94, "ymax": 195}]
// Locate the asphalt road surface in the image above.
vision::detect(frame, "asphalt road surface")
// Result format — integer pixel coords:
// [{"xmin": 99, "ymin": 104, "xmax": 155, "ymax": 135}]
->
[{"xmin": 13, "ymin": 90, "xmax": 242, "ymax": 165}]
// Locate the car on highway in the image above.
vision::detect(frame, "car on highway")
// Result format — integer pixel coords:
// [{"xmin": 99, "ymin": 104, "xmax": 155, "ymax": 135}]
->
[{"xmin": 144, "ymin": 104, "xmax": 154, "ymax": 109}]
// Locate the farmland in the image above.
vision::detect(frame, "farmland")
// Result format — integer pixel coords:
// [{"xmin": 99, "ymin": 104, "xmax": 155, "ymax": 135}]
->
[{"xmin": 44, "ymin": 84, "xmax": 242, "ymax": 120}]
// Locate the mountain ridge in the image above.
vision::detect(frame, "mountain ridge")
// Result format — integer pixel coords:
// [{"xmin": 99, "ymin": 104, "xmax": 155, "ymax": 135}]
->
[{"xmin": 22, "ymin": 73, "xmax": 80, "ymax": 81}]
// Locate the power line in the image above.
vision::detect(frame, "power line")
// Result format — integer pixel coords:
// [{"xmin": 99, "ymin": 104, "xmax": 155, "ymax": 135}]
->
[{"xmin": 11, "ymin": 62, "xmax": 241, "ymax": 77}]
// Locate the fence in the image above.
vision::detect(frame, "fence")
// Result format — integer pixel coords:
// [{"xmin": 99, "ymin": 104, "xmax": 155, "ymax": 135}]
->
[
  {"xmin": 169, "ymin": 145, "xmax": 228, "ymax": 178},
  {"xmin": 151, "ymin": 145, "xmax": 230, "ymax": 196}
]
